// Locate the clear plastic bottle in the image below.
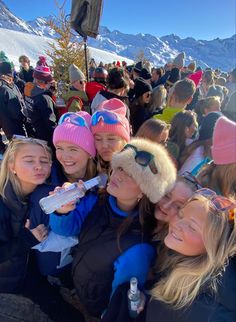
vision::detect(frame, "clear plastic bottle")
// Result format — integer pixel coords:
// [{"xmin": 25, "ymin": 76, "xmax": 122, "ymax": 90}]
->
[
  {"xmin": 39, "ymin": 174, "xmax": 108, "ymax": 214},
  {"xmin": 127, "ymin": 277, "xmax": 141, "ymax": 318}
]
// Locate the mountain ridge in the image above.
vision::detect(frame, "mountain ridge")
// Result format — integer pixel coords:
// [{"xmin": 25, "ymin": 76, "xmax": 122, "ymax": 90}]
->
[{"xmin": 0, "ymin": 0, "xmax": 235, "ymax": 71}]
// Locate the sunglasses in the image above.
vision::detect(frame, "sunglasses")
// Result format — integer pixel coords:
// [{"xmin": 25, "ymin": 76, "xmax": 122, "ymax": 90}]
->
[
  {"xmin": 195, "ymin": 188, "xmax": 236, "ymax": 221},
  {"xmin": 12, "ymin": 135, "xmax": 48, "ymax": 146},
  {"xmin": 122, "ymin": 144, "xmax": 158, "ymax": 175},
  {"xmin": 58, "ymin": 112, "xmax": 89, "ymax": 129},
  {"xmin": 91, "ymin": 110, "xmax": 127, "ymax": 128},
  {"xmin": 182, "ymin": 171, "xmax": 202, "ymax": 190}
]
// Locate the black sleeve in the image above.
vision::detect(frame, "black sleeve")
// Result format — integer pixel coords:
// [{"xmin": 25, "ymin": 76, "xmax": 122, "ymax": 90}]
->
[
  {"xmin": 0, "ymin": 219, "xmax": 39, "ymax": 263},
  {"xmin": 102, "ymin": 283, "xmax": 146, "ymax": 322}
]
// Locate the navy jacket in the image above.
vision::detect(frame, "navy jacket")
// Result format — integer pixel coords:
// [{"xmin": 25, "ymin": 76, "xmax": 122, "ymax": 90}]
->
[{"xmin": 0, "ymin": 182, "xmax": 38, "ymax": 293}]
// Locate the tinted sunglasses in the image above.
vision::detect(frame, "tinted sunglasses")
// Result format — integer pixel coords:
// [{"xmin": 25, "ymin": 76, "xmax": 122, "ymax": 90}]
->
[
  {"xmin": 58, "ymin": 112, "xmax": 89, "ymax": 129},
  {"xmin": 91, "ymin": 110, "xmax": 126, "ymax": 128},
  {"xmin": 122, "ymin": 144, "xmax": 158, "ymax": 175},
  {"xmin": 182, "ymin": 171, "xmax": 202, "ymax": 190},
  {"xmin": 12, "ymin": 135, "xmax": 48, "ymax": 146},
  {"xmin": 195, "ymin": 188, "xmax": 236, "ymax": 221}
]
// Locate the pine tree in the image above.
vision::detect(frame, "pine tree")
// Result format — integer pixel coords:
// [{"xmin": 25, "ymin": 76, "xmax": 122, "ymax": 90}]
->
[{"xmin": 46, "ymin": 4, "xmax": 89, "ymax": 84}]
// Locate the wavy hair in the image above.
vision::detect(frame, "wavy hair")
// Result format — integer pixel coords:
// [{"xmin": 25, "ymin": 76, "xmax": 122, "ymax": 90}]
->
[{"xmin": 151, "ymin": 194, "xmax": 236, "ymax": 309}]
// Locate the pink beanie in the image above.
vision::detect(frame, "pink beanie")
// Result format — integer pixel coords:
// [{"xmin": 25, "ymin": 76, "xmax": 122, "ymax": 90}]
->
[
  {"xmin": 187, "ymin": 70, "xmax": 203, "ymax": 87},
  {"xmin": 91, "ymin": 98, "xmax": 130, "ymax": 142},
  {"xmin": 53, "ymin": 111, "xmax": 96, "ymax": 157},
  {"xmin": 211, "ymin": 116, "xmax": 236, "ymax": 165},
  {"xmin": 33, "ymin": 56, "xmax": 53, "ymax": 83}
]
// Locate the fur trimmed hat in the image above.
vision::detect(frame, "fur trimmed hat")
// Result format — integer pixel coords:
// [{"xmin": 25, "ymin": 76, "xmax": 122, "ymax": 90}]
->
[{"xmin": 111, "ymin": 138, "xmax": 177, "ymax": 203}]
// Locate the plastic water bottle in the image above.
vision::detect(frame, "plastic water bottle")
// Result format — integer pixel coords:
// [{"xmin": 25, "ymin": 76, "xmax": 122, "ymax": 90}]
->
[
  {"xmin": 39, "ymin": 174, "xmax": 108, "ymax": 214},
  {"xmin": 127, "ymin": 277, "xmax": 141, "ymax": 318}
]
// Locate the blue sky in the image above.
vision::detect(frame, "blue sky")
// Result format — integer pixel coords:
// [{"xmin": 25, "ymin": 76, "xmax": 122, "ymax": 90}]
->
[{"xmin": 4, "ymin": 0, "xmax": 236, "ymax": 40}]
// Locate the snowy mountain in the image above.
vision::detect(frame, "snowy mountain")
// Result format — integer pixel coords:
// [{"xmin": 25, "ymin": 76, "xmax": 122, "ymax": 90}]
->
[
  {"xmin": 0, "ymin": 28, "xmax": 133, "ymax": 71},
  {"xmin": 0, "ymin": 0, "xmax": 235, "ymax": 71}
]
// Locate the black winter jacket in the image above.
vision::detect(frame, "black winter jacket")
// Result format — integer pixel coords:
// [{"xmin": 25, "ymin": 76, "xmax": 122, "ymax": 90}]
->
[
  {"xmin": 146, "ymin": 259, "xmax": 236, "ymax": 322},
  {"xmin": 102, "ymin": 259, "xmax": 236, "ymax": 322},
  {"xmin": 23, "ymin": 85, "xmax": 57, "ymax": 145},
  {"xmin": 18, "ymin": 66, "xmax": 34, "ymax": 83},
  {"xmin": 0, "ymin": 182, "xmax": 39, "ymax": 293},
  {"xmin": 0, "ymin": 78, "xmax": 27, "ymax": 139}
]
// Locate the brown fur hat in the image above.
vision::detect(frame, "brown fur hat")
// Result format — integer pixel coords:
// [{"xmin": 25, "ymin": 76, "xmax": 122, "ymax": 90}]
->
[{"xmin": 111, "ymin": 138, "xmax": 176, "ymax": 203}]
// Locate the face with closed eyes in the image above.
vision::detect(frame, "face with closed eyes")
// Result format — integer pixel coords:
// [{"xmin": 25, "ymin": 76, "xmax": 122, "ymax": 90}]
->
[
  {"xmin": 10, "ymin": 143, "xmax": 51, "ymax": 195},
  {"xmin": 164, "ymin": 199, "xmax": 208, "ymax": 256}
]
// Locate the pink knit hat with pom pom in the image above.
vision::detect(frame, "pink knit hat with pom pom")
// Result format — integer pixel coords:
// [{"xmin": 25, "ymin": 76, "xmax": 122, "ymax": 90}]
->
[
  {"xmin": 91, "ymin": 98, "xmax": 130, "ymax": 142},
  {"xmin": 33, "ymin": 56, "xmax": 53, "ymax": 83}
]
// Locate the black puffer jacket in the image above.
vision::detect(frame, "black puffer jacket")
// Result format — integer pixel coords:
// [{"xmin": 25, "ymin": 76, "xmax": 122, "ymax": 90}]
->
[
  {"xmin": 0, "ymin": 78, "xmax": 27, "ymax": 139},
  {"xmin": 102, "ymin": 259, "xmax": 236, "ymax": 322},
  {"xmin": 0, "ymin": 182, "xmax": 38, "ymax": 293},
  {"xmin": 146, "ymin": 259, "xmax": 236, "ymax": 322},
  {"xmin": 23, "ymin": 84, "xmax": 57, "ymax": 146}
]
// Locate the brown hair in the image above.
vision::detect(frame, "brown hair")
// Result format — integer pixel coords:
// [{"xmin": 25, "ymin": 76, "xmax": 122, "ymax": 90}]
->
[
  {"xmin": 169, "ymin": 110, "xmax": 198, "ymax": 154},
  {"xmin": 117, "ymin": 195, "xmax": 154, "ymax": 252},
  {"xmin": 136, "ymin": 118, "xmax": 170, "ymax": 144},
  {"xmin": 171, "ymin": 79, "xmax": 196, "ymax": 104}
]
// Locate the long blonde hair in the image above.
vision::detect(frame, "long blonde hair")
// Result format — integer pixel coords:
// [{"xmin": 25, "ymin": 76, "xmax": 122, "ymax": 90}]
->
[
  {"xmin": 0, "ymin": 139, "xmax": 52, "ymax": 200},
  {"xmin": 197, "ymin": 162, "xmax": 236, "ymax": 198},
  {"xmin": 151, "ymin": 195, "xmax": 236, "ymax": 309}
]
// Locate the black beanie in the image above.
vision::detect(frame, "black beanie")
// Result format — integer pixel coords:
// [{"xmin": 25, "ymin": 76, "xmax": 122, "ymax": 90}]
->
[
  {"xmin": 199, "ymin": 112, "xmax": 222, "ymax": 141},
  {"xmin": 0, "ymin": 62, "xmax": 12, "ymax": 76},
  {"xmin": 134, "ymin": 77, "xmax": 152, "ymax": 99},
  {"xmin": 140, "ymin": 68, "xmax": 152, "ymax": 80},
  {"xmin": 133, "ymin": 61, "xmax": 143, "ymax": 74}
]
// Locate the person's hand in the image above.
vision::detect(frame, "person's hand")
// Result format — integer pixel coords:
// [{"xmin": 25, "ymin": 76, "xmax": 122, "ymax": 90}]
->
[
  {"xmin": 25, "ymin": 219, "xmax": 48, "ymax": 242},
  {"xmin": 137, "ymin": 292, "xmax": 146, "ymax": 314},
  {"xmin": 49, "ymin": 182, "xmax": 83, "ymax": 214}
]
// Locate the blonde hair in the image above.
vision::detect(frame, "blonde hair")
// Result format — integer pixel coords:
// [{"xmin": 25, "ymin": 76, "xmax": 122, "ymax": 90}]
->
[
  {"xmin": 197, "ymin": 162, "xmax": 236, "ymax": 198},
  {"xmin": 0, "ymin": 139, "xmax": 52, "ymax": 200},
  {"xmin": 148, "ymin": 85, "xmax": 167, "ymax": 111},
  {"xmin": 151, "ymin": 195, "xmax": 236, "ymax": 309}
]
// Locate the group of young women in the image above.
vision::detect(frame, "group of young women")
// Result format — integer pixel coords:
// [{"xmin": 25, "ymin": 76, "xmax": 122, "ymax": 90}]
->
[{"xmin": 0, "ymin": 94, "xmax": 236, "ymax": 322}]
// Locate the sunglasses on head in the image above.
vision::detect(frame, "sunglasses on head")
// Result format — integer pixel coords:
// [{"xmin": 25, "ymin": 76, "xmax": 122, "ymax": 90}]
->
[
  {"xmin": 12, "ymin": 135, "xmax": 48, "ymax": 146},
  {"xmin": 91, "ymin": 110, "xmax": 127, "ymax": 128},
  {"xmin": 58, "ymin": 112, "xmax": 89, "ymax": 129},
  {"xmin": 182, "ymin": 171, "xmax": 202, "ymax": 190},
  {"xmin": 122, "ymin": 144, "xmax": 158, "ymax": 175},
  {"xmin": 195, "ymin": 188, "xmax": 236, "ymax": 222}
]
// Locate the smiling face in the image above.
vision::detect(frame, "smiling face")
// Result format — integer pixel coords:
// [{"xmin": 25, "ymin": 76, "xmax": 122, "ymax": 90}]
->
[
  {"xmin": 55, "ymin": 141, "xmax": 90, "ymax": 179},
  {"xmin": 107, "ymin": 166, "xmax": 143, "ymax": 202},
  {"xmin": 155, "ymin": 181, "xmax": 194, "ymax": 223},
  {"xmin": 164, "ymin": 199, "xmax": 208, "ymax": 256},
  {"xmin": 11, "ymin": 143, "xmax": 51, "ymax": 195},
  {"xmin": 94, "ymin": 133, "xmax": 125, "ymax": 162}
]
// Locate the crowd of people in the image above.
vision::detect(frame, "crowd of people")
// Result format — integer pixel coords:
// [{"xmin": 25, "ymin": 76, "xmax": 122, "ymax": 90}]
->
[{"xmin": 0, "ymin": 49, "xmax": 236, "ymax": 322}]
